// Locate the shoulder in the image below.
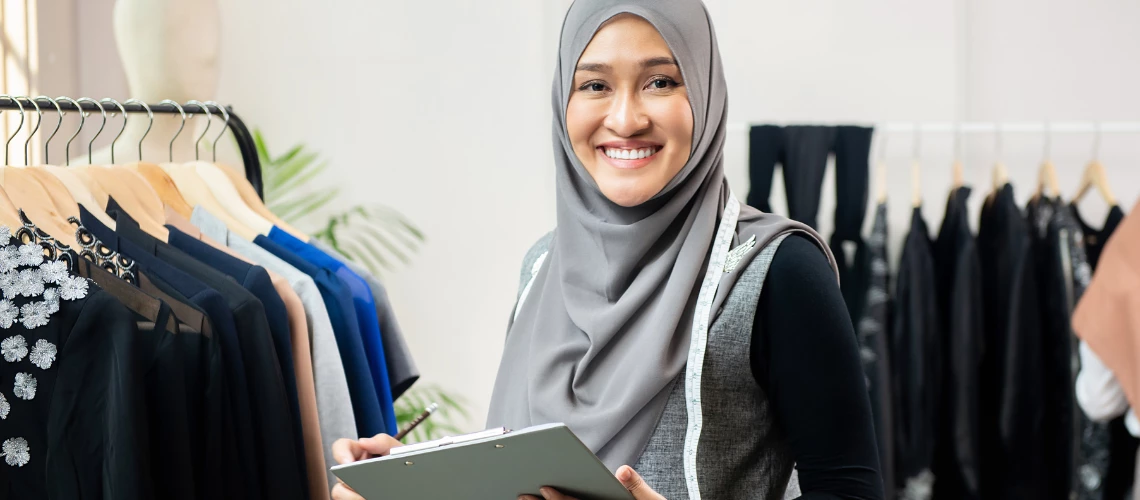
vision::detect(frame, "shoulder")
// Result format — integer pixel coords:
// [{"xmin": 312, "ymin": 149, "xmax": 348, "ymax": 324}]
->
[
  {"xmin": 517, "ymin": 231, "xmax": 554, "ymax": 297},
  {"xmin": 755, "ymin": 232, "xmax": 843, "ymax": 321}
]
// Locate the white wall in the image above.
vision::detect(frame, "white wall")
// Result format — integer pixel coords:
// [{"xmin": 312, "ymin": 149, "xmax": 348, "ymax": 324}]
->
[{"xmin": 60, "ymin": 0, "xmax": 1140, "ymax": 431}]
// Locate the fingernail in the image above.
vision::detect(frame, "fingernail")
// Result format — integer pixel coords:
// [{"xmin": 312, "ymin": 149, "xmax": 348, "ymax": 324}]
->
[{"xmin": 618, "ymin": 466, "xmax": 632, "ymax": 482}]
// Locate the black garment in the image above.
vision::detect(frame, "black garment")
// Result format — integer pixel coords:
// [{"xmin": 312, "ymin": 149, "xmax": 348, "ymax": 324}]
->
[
  {"xmin": 71, "ymin": 257, "xmax": 199, "ymax": 500},
  {"xmin": 751, "ymin": 234, "xmax": 884, "ymax": 500},
  {"xmin": 977, "ymin": 184, "xmax": 1046, "ymax": 498},
  {"xmin": 0, "ymin": 227, "xmax": 151, "ymax": 498},
  {"xmin": 931, "ymin": 187, "xmax": 984, "ymax": 500},
  {"xmin": 890, "ymin": 207, "xmax": 941, "ymax": 493},
  {"xmin": 103, "ymin": 210, "xmax": 304, "ymax": 500},
  {"xmin": 747, "ymin": 125, "xmax": 875, "ymax": 329},
  {"xmin": 75, "ymin": 207, "xmax": 260, "ymax": 500},
  {"xmin": 164, "ymin": 224, "xmax": 309, "ymax": 492},
  {"xmin": 859, "ymin": 202, "xmax": 895, "ymax": 500},
  {"xmin": 1072, "ymin": 202, "xmax": 1135, "ymax": 500}
]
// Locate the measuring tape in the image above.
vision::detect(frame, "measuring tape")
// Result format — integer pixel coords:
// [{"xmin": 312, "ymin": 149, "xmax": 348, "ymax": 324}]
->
[
  {"xmin": 683, "ymin": 190, "xmax": 741, "ymax": 500},
  {"xmin": 513, "ymin": 191, "xmax": 743, "ymax": 500}
]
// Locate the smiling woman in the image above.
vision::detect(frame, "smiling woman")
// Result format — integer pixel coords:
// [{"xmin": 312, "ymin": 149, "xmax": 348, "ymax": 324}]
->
[
  {"xmin": 331, "ymin": 1, "xmax": 884, "ymax": 499},
  {"xmin": 566, "ymin": 14, "xmax": 694, "ymax": 208}
]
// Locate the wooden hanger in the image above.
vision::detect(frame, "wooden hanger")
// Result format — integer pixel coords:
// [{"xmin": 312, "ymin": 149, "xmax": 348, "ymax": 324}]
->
[
  {"xmin": 911, "ymin": 160, "xmax": 922, "ymax": 208},
  {"xmin": 119, "ymin": 99, "xmax": 195, "ymax": 218},
  {"xmin": 0, "ymin": 96, "xmax": 79, "ymax": 247},
  {"xmin": 1036, "ymin": 159, "xmax": 1061, "ymax": 199},
  {"xmin": 1072, "ymin": 159, "xmax": 1117, "ymax": 206},
  {"xmin": 215, "ymin": 161, "xmax": 309, "ymax": 240},
  {"xmin": 951, "ymin": 160, "xmax": 964, "ymax": 190},
  {"xmin": 1072, "ymin": 125, "xmax": 1118, "ymax": 207},
  {"xmin": 874, "ymin": 161, "xmax": 888, "ymax": 204},
  {"xmin": 0, "ymin": 184, "xmax": 22, "ymax": 229},
  {"xmin": 195, "ymin": 161, "xmax": 274, "ymax": 234},
  {"xmin": 162, "ymin": 162, "xmax": 259, "ymax": 240}
]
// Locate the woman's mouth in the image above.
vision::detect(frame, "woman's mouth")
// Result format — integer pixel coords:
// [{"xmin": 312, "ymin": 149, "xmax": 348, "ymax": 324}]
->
[{"xmin": 597, "ymin": 146, "xmax": 662, "ymax": 169}]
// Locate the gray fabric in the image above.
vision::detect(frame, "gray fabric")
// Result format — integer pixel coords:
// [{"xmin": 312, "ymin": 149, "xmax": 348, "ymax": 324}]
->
[
  {"xmin": 633, "ymin": 234, "xmax": 795, "ymax": 500},
  {"xmin": 486, "ymin": 0, "xmax": 834, "ymax": 472},
  {"xmin": 190, "ymin": 206, "xmax": 358, "ymax": 484},
  {"xmin": 309, "ymin": 239, "xmax": 420, "ymax": 399}
]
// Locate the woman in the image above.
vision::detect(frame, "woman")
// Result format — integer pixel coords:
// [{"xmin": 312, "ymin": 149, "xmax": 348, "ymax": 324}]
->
[{"xmin": 333, "ymin": 1, "xmax": 882, "ymax": 498}]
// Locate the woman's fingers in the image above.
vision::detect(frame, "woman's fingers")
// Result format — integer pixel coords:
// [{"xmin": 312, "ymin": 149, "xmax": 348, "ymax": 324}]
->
[
  {"xmin": 332, "ymin": 433, "xmax": 402, "ymax": 465},
  {"xmin": 539, "ymin": 487, "xmax": 575, "ymax": 499},
  {"xmin": 331, "ymin": 438, "xmax": 364, "ymax": 464},
  {"xmin": 358, "ymin": 434, "xmax": 403, "ymax": 456},
  {"xmin": 330, "ymin": 482, "xmax": 365, "ymax": 500},
  {"xmin": 616, "ymin": 466, "xmax": 665, "ymax": 500}
]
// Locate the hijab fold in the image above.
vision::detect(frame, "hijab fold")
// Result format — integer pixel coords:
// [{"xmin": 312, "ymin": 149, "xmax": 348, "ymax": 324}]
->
[{"xmin": 487, "ymin": 0, "xmax": 836, "ymax": 471}]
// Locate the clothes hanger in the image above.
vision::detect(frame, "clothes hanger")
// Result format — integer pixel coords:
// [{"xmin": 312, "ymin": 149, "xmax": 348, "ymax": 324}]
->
[
  {"xmin": 123, "ymin": 99, "xmax": 195, "ymax": 217},
  {"xmin": 52, "ymin": 97, "xmax": 115, "ymax": 229},
  {"xmin": 1071, "ymin": 123, "xmax": 1118, "ymax": 207},
  {"xmin": 8, "ymin": 97, "xmax": 81, "ymax": 221},
  {"xmin": 910, "ymin": 126, "xmax": 922, "ymax": 208},
  {"xmin": 85, "ymin": 97, "xmax": 168, "ymax": 239},
  {"xmin": 198, "ymin": 103, "xmax": 307, "ymax": 239},
  {"xmin": 158, "ymin": 100, "xmax": 259, "ymax": 240},
  {"xmin": 873, "ymin": 133, "xmax": 887, "ymax": 204},
  {"xmin": 19, "ymin": 96, "xmax": 105, "ymax": 227},
  {"xmin": 191, "ymin": 101, "xmax": 275, "ymax": 235},
  {"xmin": 991, "ymin": 124, "xmax": 1009, "ymax": 191},
  {"xmin": 1036, "ymin": 122, "xmax": 1061, "ymax": 200},
  {"xmin": 950, "ymin": 123, "xmax": 964, "ymax": 190},
  {"xmin": 0, "ymin": 96, "xmax": 78, "ymax": 247}
]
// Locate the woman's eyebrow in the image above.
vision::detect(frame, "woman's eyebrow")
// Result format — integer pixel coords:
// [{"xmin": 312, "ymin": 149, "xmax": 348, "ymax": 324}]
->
[{"xmin": 575, "ymin": 57, "xmax": 678, "ymax": 73}]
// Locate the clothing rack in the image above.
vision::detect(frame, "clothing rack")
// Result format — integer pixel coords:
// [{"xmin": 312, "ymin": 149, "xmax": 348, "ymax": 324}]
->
[
  {"xmin": 0, "ymin": 96, "xmax": 263, "ymax": 198},
  {"xmin": 728, "ymin": 121, "xmax": 1140, "ymax": 134}
]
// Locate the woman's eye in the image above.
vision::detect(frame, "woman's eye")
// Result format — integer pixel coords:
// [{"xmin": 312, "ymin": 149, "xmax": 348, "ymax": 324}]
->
[
  {"xmin": 578, "ymin": 81, "xmax": 607, "ymax": 92},
  {"xmin": 647, "ymin": 77, "xmax": 677, "ymax": 90}
]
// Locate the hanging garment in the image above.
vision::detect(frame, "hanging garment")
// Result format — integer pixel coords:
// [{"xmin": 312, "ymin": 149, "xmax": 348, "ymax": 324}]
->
[
  {"xmin": 891, "ymin": 207, "xmax": 940, "ymax": 499},
  {"xmin": 747, "ymin": 125, "xmax": 875, "ymax": 332},
  {"xmin": 1027, "ymin": 197, "xmax": 1114, "ymax": 500},
  {"xmin": 860, "ymin": 202, "xmax": 895, "ymax": 500},
  {"xmin": 1072, "ymin": 202, "xmax": 1136, "ymax": 500},
  {"xmin": 78, "ymin": 206, "xmax": 305, "ymax": 500},
  {"xmin": 977, "ymin": 184, "xmax": 1046, "ymax": 498},
  {"xmin": 74, "ymin": 206, "xmax": 263, "ymax": 500},
  {"xmin": 309, "ymin": 239, "xmax": 420, "ymax": 399},
  {"xmin": 255, "ymin": 235, "xmax": 388, "ymax": 437},
  {"xmin": 265, "ymin": 227, "xmax": 398, "ymax": 436},
  {"xmin": 930, "ymin": 187, "xmax": 983, "ymax": 500},
  {"xmin": 190, "ymin": 207, "xmax": 357, "ymax": 486},
  {"xmin": 0, "ymin": 218, "xmax": 152, "ymax": 499}
]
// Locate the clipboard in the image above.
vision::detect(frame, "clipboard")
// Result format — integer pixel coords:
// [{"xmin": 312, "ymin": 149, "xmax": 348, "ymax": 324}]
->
[{"xmin": 330, "ymin": 423, "xmax": 634, "ymax": 500}]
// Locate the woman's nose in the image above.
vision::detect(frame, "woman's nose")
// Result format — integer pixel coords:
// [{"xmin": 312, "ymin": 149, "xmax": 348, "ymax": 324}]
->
[{"xmin": 603, "ymin": 92, "xmax": 650, "ymax": 137}]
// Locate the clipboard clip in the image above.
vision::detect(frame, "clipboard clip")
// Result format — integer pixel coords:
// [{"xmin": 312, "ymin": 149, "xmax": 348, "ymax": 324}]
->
[{"xmin": 388, "ymin": 427, "xmax": 511, "ymax": 456}]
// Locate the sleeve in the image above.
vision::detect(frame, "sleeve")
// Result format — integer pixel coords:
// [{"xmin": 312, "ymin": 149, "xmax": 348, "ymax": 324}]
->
[
  {"xmin": 1076, "ymin": 341, "xmax": 1131, "ymax": 422},
  {"xmin": 752, "ymin": 234, "xmax": 884, "ymax": 500}
]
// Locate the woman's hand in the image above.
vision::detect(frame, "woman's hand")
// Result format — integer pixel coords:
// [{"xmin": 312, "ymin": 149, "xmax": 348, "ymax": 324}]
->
[
  {"xmin": 518, "ymin": 465, "xmax": 666, "ymax": 500},
  {"xmin": 330, "ymin": 434, "xmax": 403, "ymax": 500}
]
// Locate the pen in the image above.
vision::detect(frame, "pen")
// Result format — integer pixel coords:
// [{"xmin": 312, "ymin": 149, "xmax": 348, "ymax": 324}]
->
[{"xmin": 394, "ymin": 402, "xmax": 439, "ymax": 442}]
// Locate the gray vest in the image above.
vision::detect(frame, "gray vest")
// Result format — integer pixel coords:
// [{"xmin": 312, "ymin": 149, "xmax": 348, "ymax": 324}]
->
[{"xmin": 514, "ymin": 232, "xmax": 802, "ymax": 500}]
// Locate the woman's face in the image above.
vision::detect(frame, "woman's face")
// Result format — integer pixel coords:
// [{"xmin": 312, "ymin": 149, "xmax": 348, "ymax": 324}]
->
[{"xmin": 567, "ymin": 14, "xmax": 693, "ymax": 208}]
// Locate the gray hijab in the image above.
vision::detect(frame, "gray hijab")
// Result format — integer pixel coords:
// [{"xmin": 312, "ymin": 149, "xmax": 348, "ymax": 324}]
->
[{"xmin": 487, "ymin": 0, "xmax": 835, "ymax": 471}]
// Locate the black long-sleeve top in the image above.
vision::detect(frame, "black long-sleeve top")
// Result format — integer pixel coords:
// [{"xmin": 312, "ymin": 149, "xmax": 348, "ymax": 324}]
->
[{"xmin": 752, "ymin": 234, "xmax": 885, "ymax": 500}]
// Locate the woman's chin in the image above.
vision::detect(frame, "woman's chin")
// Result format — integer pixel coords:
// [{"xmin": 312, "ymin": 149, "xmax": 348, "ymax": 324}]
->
[{"xmin": 599, "ymin": 185, "xmax": 657, "ymax": 208}]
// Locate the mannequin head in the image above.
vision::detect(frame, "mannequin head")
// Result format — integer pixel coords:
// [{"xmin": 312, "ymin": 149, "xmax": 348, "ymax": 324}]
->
[{"xmin": 113, "ymin": 0, "xmax": 221, "ymax": 102}]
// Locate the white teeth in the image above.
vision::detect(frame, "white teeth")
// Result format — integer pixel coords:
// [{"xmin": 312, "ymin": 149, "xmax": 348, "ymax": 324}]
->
[{"xmin": 604, "ymin": 147, "xmax": 658, "ymax": 160}]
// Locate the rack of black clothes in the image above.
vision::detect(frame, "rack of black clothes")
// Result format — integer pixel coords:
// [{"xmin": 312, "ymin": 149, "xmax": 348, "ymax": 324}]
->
[
  {"xmin": 0, "ymin": 96, "xmax": 418, "ymax": 500},
  {"xmin": 748, "ymin": 123, "xmax": 1136, "ymax": 500}
]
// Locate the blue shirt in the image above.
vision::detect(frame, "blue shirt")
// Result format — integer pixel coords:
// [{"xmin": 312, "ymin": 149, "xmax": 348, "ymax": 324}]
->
[
  {"xmin": 265, "ymin": 227, "xmax": 398, "ymax": 435},
  {"xmin": 254, "ymin": 235, "xmax": 389, "ymax": 437}
]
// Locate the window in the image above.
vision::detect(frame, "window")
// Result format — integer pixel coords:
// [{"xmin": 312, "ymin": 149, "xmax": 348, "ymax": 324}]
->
[{"xmin": 1, "ymin": 0, "xmax": 38, "ymax": 164}]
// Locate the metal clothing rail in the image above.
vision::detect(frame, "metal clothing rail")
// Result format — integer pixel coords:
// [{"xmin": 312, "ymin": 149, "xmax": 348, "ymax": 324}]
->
[
  {"xmin": 0, "ymin": 96, "xmax": 263, "ymax": 198},
  {"xmin": 727, "ymin": 121, "xmax": 1140, "ymax": 135}
]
